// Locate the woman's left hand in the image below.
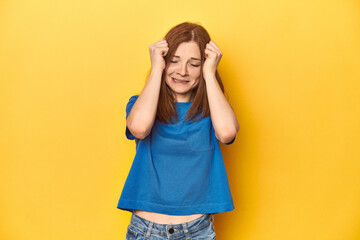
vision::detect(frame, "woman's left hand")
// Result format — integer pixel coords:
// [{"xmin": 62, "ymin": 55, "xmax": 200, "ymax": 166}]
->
[{"xmin": 203, "ymin": 40, "xmax": 222, "ymax": 79}]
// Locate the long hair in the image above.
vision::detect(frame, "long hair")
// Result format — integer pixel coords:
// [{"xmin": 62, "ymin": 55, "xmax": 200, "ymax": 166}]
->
[{"xmin": 147, "ymin": 21, "xmax": 228, "ymax": 124}]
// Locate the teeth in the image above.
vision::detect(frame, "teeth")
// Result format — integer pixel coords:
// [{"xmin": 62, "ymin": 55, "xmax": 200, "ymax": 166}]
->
[{"xmin": 173, "ymin": 78, "xmax": 188, "ymax": 83}]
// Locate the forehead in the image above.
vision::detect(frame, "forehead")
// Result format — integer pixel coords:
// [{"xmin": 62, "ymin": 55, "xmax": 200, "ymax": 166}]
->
[{"xmin": 173, "ymin": 41, "xmax": 201, "ymax": 59}]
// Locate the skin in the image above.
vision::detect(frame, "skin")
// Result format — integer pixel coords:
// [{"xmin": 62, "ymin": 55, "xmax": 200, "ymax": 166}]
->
[
  {"xmin": 165, "ymin": 41, "xmax": 201, "ymax": 102},
  {"xmin": 128, "ymin": 39, "xmax": 240, "ymax": 224},
  {"xmin": 202, "ymin": 40, "xmax": 240, "ymax": 143}
]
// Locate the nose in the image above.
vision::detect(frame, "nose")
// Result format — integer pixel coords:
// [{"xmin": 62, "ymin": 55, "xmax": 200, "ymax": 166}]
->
[{"xmin": 176, "ymin": 62, "xmax": 188, "ymax": 76}]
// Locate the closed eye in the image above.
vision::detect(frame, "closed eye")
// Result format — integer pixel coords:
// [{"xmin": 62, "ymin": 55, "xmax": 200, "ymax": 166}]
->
[{"xmin": 170, "ymin": 61, "xmax": 200, "ymax": 67}]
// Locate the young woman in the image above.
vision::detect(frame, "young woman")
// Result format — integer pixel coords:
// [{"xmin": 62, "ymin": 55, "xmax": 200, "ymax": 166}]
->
[{"xmin": 117, "ymin": 21, "xmax": 239, "ymax": 239}]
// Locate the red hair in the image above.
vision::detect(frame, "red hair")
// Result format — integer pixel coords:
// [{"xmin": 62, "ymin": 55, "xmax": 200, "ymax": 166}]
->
[{"xmin": 147, "ymin": 21, "xmax": 228, "ymax": 124}]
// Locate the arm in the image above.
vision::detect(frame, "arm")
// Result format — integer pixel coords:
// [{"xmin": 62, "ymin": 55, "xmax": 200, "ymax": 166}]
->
[
  {"xmin": 203, "ymin": 40, "xmax": 240, "ymax": 144},
  {"xmin": 126, "ymin": 39, "xmax": 169, "ymax": 139},
  {"xmin": 205, "ymin": 75, "xmax": 239, "ymax": 144},
  {"xmin": 126, "ymin": 69, "xmax": 162, "ymax": 139}
]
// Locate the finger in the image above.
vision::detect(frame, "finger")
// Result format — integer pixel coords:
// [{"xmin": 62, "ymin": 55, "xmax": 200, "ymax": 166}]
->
[
  {"xmin": 159, "ymin": 47, "xmax": 169, "ymax": 56},
  {"xmin": 208, "ymin": 41, "xmax": 222, "ymax": 55},
  {"xmin": 206, "ymin": 43, "xmax": 222, "ymax": 56},
  {"xmin": 204, "ymin": 48, "xmax": 213, "ymax": 58},
  {"xmin": 156, "ymin": 39, "xmax": 167, "ymax": 43},
  {"xmin": 151, "ymin": 39, "xmax": 168, "ymax": 47},
  {"xmin": 206, "ymin": 43, "xmax": 218, "ymax": 54},
  {"xmin": 153, "ymin": 45, "xmax": 168, "ymax": 52},
  {"xmin": 206, "ymin": 43, "xmax": 216, "ymax": 50},
  {"xmin": 158, "ymin": 39, "xmax": 168, "ymax": 44},
  {"xmin": 153, "ymin": 41, "xmax": 168, "ymax": 47},
  {"xmin": 149, "ymin": 43, "xmax": 168, "ymax": 52},
  {"xmin": 209, "ymin": 40, "xmax": 219, "ymax": 48}
]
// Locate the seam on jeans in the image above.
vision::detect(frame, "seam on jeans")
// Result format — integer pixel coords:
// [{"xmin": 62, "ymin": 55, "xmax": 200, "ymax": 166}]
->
[
  {"xmin": 127, "ymin": 226, "xmax": 138, "ymax": 238},
  {"xmin": 189, "ymin": 220, "xmax": 212, "ymax": 234}
]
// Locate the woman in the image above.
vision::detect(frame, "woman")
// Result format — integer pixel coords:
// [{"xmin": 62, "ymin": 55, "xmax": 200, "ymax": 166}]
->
[{"xmin": 118, "ymin": 21, "xmax": 239, "ymax": 239}]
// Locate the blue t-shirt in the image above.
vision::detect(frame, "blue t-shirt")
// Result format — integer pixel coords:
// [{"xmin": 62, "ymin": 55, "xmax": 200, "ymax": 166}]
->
[{"xmin": 117, "ymin": 95, "xmax": 235, "ymax": 215}]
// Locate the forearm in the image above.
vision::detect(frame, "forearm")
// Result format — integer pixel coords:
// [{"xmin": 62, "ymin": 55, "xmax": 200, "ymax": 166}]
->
[
  {"xmin": 127, "ymin": 68, "xmax": 163, "ymax": 138},
  {"xmin": 205, "ymin": 74, "xmax": 239, "ymax": 143}
]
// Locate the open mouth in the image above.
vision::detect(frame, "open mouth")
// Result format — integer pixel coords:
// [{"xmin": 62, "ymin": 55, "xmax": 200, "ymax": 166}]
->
[{"xmin": 172, "ymin": 77, "xmax": 190, "ymax": 84}]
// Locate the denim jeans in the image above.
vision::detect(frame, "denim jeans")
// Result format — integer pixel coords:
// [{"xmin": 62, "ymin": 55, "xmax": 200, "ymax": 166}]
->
[{"xmin": 125, "ymin": 210, "xmax": 216, "ymax": 239}]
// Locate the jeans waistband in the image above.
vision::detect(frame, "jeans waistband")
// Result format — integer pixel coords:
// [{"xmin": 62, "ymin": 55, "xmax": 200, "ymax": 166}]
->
[{"xmin": 129, "ymin": 210, "xmax": 214, "ymax": 238}]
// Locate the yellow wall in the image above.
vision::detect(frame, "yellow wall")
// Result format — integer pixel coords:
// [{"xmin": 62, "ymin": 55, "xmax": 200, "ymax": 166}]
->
[{"xmin": 1, "ymin": 0, "xmax": 360, "ymax": 239}]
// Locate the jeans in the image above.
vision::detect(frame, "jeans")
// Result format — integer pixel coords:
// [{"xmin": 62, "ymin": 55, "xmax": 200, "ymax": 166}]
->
[{"xmin": 125, "ymin": 210, "xmax": 216, "ymax": 239}]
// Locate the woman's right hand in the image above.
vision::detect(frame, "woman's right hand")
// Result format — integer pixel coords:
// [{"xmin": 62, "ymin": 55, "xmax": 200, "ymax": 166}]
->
[{"xmin": 149, "ymin": 39, "xmax": 169, "ymax": 71}]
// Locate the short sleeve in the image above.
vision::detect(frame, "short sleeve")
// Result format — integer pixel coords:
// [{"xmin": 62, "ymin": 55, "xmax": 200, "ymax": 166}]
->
[
  {"xmin": 224, "ymin": 136, "xmax": 236, "ymax": 145},
  {"xmin": 125, "ymin": 95, "xmax": 139, "ymax": 140}
]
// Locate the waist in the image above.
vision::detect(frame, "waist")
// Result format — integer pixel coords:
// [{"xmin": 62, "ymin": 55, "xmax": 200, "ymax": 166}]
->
[{"xmin": 134, "ymin": 210, "xmax": 204, "ymax": 224}]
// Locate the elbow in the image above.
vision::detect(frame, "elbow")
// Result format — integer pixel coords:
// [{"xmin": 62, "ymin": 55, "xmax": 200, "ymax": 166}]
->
[
  {"xmin": 218, "ymin": 127, "xmax": 238, "ymax": 144},
  {"xmin": 127, "ymin": 121, "xmax": 150, "ymax": 139},
  {"xmin": 219, "ymin": 133, "xmax": 237, "ymax": 144}
]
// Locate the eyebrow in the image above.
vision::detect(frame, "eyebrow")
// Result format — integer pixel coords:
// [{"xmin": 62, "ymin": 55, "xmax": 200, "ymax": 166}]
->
[{"xmin": 173, "ymin": 55, "xmax": 201, "ymax": 61}]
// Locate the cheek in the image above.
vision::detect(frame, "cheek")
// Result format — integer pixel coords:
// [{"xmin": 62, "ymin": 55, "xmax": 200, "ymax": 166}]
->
[
  {"xmin": 166, "ymin": 65, "xmax": 176, "ymax": 74},
  {"xmin": 190, "ymin": 68, "xmax": 201, "ymax": 79},
  {"xmin": 165, "ymin": 76, "xmax": 171, "ymax": 86}
]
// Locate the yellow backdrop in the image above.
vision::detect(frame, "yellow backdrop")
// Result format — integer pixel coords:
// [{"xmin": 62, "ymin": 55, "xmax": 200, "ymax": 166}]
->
[{"xmin": 1, "ymin": 0, "xmax": 360, "ymax": 239}]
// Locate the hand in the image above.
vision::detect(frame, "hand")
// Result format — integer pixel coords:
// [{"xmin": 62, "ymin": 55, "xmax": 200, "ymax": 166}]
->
[
  {"xmin": 149, "ymin": 39, "xmax": 169, "ymax": 71},
  {"xmin": 203, "ymin": 40, "xmax": 222, "ymax": 79}
]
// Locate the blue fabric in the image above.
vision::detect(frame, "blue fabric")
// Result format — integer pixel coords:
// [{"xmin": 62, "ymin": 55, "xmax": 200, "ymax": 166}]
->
[
  {"xmin": 125, "ymin": 211, "xmax": 215, "ymax": 239},
  {"xmin": 117, "ymin": 95, "xmax": 235, "ymax": 215}
]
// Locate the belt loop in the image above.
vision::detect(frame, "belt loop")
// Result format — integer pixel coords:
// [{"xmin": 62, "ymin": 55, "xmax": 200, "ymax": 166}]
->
[
  {"xmin": 182, "ymin": 223, "xmax": 191, "ymax": 240},
  {"xmin": 210, "ymin": 213, "xmax": 214, "ymax": 223},
  {"xmin": 145, "ymin": 221, "xmax": 153, "ymax": 238}
]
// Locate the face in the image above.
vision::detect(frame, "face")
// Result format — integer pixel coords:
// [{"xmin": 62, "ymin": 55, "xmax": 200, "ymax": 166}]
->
[{"xmin": 165, "ymin": 41, "xmax": 202, "ymax": 102}]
